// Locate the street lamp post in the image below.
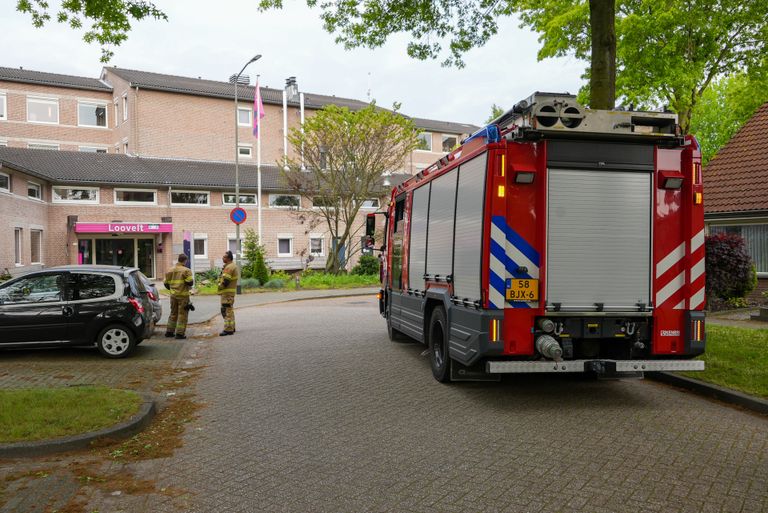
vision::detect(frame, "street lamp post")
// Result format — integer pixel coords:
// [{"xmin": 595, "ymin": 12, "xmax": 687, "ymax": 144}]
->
[{"xmin": 234, "ymin": 54, "xmax": 261, "ymax": 294}]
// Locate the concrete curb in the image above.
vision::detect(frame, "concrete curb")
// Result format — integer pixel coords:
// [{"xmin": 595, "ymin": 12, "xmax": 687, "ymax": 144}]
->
[
  {"xmin": 0, "ymin": 393, "xmax": 157, "ymax": 459},
  {"xmin": 648, "ymin": 372, "xmax": 768, "ymax": 415},
  {"xmin": 159, "ymin": 288, "xmax": 379, "ymax": 327}
]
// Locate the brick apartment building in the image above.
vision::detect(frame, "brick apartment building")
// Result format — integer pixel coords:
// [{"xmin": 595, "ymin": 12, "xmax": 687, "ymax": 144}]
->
[{"xmin": 0, "ymin": 66, "xmax": 477, "ymax": 278}]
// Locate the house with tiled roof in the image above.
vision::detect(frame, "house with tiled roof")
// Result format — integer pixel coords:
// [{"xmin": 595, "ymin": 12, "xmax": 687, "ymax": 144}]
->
[{"xmin": 704, "ymin": 102, "xmax": 768, "ymax": 279}]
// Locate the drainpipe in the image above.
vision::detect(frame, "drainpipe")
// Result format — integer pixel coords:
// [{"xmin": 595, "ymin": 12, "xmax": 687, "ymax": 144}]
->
[
  {"xmin": 134, "ymin": 86, "xmax": 140, "ymax": 156},
  {"xmin": 300, "ymin": 92, "xmax": 305, "ymax": 170},
  {"xmin": 282, "ymin": 89, "xmax": 288, "ymax": 170}
]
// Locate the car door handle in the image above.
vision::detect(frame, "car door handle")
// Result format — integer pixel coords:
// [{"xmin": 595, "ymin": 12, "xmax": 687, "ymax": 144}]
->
[{"xmin": 62, "ymin": 306, "xmax": 74, "ymax": 317}]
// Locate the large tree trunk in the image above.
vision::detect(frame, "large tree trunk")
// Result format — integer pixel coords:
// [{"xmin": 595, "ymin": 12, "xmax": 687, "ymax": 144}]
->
[{"xmin": 589, "ymin": 0, "xmax": 616, "ymax": 109}]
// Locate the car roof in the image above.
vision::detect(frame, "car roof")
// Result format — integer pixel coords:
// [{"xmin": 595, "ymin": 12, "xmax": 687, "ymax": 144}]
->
[{"xmin": 49, "ymin": 265, "xmax": 138, "ymax": 276}]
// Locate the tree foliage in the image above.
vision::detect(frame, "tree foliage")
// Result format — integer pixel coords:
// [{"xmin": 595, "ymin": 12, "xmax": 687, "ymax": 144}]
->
[
  {"xmin": 690, "ymin": 65, "xmax": 768, "ymax": 165},
  {"xmin": 15, "ymin": 0, "xmax": 167, "ymax": 62},
  {"xmin": 241, "ymin": 229, "xmax": 270, "ymax": 284},
  {"xmin": 486, "ymin": 103, "xmax": 505, "ymax": 123},
  {"xmin": 283, "ymin": 103, "xmax": 418, "ymax": 274},
  {"xmin": 705, "ymin": 233, "xmax": 756, "ymax": 301}
]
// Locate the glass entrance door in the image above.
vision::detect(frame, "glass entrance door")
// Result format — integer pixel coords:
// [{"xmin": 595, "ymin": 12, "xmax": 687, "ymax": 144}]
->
[
  {"xmin": 96, "ymin": 239, "xmax": 134, "ymax": 267},
  {"xmin": 137, "ymin": 238, "xmax": 155, "ymax": 278}
]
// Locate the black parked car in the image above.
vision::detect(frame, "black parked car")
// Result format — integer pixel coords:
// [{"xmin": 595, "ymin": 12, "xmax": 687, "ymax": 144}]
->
[{"xmin": 0, "ymin": 265, "xmax": 154, "ymax": 358}]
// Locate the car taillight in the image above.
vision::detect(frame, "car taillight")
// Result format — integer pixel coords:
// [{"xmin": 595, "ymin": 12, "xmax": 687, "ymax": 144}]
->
[
  {"xmin": 147, "ymin": 290, "xmax": 157, "ymax": 301},
  {"xmin": 128, "ymin": 296, "xmax": 145, "ymax": 314}
]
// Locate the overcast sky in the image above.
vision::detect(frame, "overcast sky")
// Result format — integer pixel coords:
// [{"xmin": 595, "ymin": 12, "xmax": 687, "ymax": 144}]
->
[{"xmin": 4, "ymin": 0, "xmax": 586, "ymax": 126}]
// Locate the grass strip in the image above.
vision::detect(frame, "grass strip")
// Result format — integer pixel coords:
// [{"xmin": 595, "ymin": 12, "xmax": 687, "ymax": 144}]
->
[
  {"xmin": 681, "ymin": 324, "xmax": 768, "ymax": 399},
  {"xmin": 0, "ymin": 386, "xmax": 141, "ymax": 443}
]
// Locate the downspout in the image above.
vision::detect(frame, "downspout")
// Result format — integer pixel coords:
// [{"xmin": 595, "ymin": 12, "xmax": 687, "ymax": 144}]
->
[{"xmin": 134, "ymin": 86, "xmax": 140, "ymax": 156}]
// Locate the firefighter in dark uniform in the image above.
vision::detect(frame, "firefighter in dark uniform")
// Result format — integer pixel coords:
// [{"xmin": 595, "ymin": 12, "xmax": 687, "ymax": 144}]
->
[
  {"xmin": 218, "ymin": 250, "xmax": 240, "ymax": 336},
  {"xmin": 164, "ymin": 253, "xmax": 194, "ymax": 339}
]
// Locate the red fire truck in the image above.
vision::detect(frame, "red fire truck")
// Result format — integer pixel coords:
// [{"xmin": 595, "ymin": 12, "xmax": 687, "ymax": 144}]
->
[{"xmin": 368, "ymin": 92, "xmax": 706, "ymax": 382}]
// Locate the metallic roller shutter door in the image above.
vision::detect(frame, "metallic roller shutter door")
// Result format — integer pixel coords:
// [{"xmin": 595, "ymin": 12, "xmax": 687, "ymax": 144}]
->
[
  {"xmin": 547, "ymin": 168, "xmax": 651, "ymax": 310},
  {"xmin": 408, "ymin": 185, "xmax": 430, "ymax": 287},
  {"xmin": 452, "ymin": 154, "xmax": 487, "ymax": 301},
  {"xmin": 425, "ymin": 168, "xmax": 459, "ymax": 277}
]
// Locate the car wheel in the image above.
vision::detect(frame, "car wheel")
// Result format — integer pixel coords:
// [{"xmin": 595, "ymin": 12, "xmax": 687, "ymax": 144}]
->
[
  {"xmin": 428, "ymin": 306, "xmax": 451, "ymax": 382},
  {"xmin": 96, "ymin": 324, "xmax": 136, "ymax": 358},
  {"xmin": 387, "ymin": 312, "xmax": 409, "ymax": 343}
]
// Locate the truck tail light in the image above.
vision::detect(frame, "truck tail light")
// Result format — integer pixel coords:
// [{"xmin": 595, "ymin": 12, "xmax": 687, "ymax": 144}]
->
[
  {"xmin": 691, "ymin": 318, "xmax": 704, "ymax": 342},
  {"xmin": 128, "ymin": 296, "xmax": 144, "ymax": 314},
  {"xmin": 515, "ymin": 171, "xmax": 535, "ymax": 184},
  {"xmin": 491, "ymin": 319, "xmax": 502, "ymax": 342}
]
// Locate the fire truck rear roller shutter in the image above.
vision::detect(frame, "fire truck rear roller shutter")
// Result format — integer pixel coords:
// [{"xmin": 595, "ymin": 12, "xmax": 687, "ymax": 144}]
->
[
  {"xmin": 453, "ymin": 153, "xmax": 488, "ymax": 302},
  {"xmin": 408, "ymin": 185, "xmax": 430, "ymax": 289},
  {"xmin": 426, "ymin": 168, "xmax": 459, "ymax": 278}
]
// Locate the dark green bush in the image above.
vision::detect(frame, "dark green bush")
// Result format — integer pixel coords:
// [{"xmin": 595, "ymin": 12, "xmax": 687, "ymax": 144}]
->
[
  {"xmin": 705, "ymin": 233, "xmax": 756, "ymax": 300},
  {"xmin": 241, "ymin": 229, "xmax": 270, "ymax": 284},
  {"xmin": 264, "ymin": 279, "xmax": 285, "ymax": 289},
  {"xmin": 351, "ymin": 255, "xmax": 380, "ymax": 275},
  {"xmin": 240, "ymin": 278, "xmax": 261, "ymax": 289}
]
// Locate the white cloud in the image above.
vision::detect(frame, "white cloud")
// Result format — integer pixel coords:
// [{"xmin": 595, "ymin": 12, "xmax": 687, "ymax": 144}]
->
[{"xmin": 3, "ymin": 0, "xmax": 587, "ymax": 125}]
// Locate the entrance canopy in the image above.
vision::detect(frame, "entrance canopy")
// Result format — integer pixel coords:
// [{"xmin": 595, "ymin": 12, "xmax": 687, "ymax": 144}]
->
[{"xmin": 74, "ymin": 222, "xmax": 173, "ymax": 234}]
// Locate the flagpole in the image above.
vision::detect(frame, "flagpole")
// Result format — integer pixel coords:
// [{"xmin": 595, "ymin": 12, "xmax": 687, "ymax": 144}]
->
[{"xmin": 257, "ymin": 76, "xmax": 263, "ymax": 243}]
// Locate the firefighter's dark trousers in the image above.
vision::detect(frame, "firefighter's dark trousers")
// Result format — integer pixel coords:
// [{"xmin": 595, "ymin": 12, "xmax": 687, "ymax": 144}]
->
[{"xmin": 167, "ymin": 296, "xmax": 190, "ymax": 336}]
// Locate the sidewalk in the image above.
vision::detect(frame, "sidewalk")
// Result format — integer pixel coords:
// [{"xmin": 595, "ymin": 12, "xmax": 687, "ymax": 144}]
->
[
  {"xmin": 157, "ymin": 287, "xmax": 379, "ymax": 326},
  {"xmin": 707, "ymin": 308, "xmax": 768, "ymax": 329}
]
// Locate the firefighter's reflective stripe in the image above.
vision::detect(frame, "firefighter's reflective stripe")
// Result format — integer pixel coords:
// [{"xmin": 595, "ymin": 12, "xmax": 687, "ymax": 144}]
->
[
  {"xmin": 489, "ymin": 216, "xmax": 540, "ymax": 310},
  {"xmin": 218, "ymin": 263, "xmax": 239, "ymax": 294},
  {"xmin": 165, "ymin": 264, "xmax": 193, "ymax": 297}
]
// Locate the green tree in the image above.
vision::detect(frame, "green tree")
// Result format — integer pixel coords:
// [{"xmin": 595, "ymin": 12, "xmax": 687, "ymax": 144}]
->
[
  {"xmin": 690, "ymin": 66, "xmax": 768, "ymax": 165},
  {"xmin": 486, "ymin": 103, "xmax": 505, "ymax": 123},
  {"xmin": 241, "ymin": 229, "xmax": 270, "ymax": 284},
  {"xmin": 282, "ymin": 103, "xmax": 418, "ymax": 274},
  {"xmin": 15, "ymin": 0, "xmax": 167, "ymax": 62}
]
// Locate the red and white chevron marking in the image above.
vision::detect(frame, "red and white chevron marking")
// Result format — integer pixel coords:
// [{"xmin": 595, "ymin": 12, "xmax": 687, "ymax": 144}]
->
[{"xmin": 655, "ymin": 228, "xmax": 705, "ymax": 310}]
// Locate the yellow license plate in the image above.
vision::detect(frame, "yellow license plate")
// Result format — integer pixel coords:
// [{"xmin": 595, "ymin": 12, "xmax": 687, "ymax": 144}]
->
[{"xmin": 506, "ymin": 279, "xmax": 539, "ymax": 301}]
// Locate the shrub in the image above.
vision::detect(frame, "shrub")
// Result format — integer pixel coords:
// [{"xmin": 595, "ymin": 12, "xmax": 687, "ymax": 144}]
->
[
  {"xmin": 240, "ymin": 278, "xmax": 261, "ymax": 289},
  {"xmin": 195, "ymin": 268, "xmax": 220, "ymax": 282},
  {"xmin": 264, "ymin": 279, "xmax": 285, "ymax": 289},
  {"xmin": 270, "ymin": 270, "xmax": 292, "ymax": 282},
  {"xmin": 705, "ymin": 233, "xmax": 756, "ymax": 300},
  {"xmin": 241, "ymin": 229, "xmax": 270, "ymax": 284},
  {"xmin": 725, "ymin": 297, "xmax": 749, "ymax": 309},
  {"xmin": 351, "ymin": 255, "xmax": 380, "ymax": 275}
]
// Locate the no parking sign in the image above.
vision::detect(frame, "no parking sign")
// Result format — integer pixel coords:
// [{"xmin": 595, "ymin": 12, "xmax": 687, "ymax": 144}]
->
[{"xmin": 230, "ymin": 207, "xmax": 247, "ymax": 225}]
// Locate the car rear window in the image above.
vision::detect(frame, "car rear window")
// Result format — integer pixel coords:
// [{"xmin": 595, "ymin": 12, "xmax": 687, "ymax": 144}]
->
[
  {"xmin": 127, "ymin": 271, "xmax": 147, "ymax": 296},
  {"xmin": 73, "ymin": 273, "xmax": 117, "ymax": 300}
]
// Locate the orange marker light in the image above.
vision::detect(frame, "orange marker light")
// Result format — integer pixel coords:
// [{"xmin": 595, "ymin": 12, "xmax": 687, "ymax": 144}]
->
[
  {"xmin": 695, "ymin": 192, "xmax": 703, "ymax": 205},
  {"xmin": 497, "ymin": 185, "xmax": 505, "ymax": 198},
  {"xmin": 500, "ymin": 154, "xmax": 506, "ymax": 177}
]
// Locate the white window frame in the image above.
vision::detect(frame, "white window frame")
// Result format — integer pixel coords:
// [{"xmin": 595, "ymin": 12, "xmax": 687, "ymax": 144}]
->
[
  {"xmin": 227, "ymin": 235, "xmax": 244, "ymax": 258},
  {"xmin": 122, "ymin": 94, "xmax": 128, "ymax": 121},
  {"xmin": 52, "ymin": 186, "xmax": 99, "ymax": 204},
  {"xmin": 238, "ymin": 144, "xmax": 253, "ymax": 158},
  {"xmin": 441, "ymin": 133, "xmax": 458, "ymax": 153},
  {"xmin": 222, "ymin": 192, "xmax": 257, "ymax": 206},
  {"xmin": 170, "ymin": 189, "xmax": 210, "ymax": 207},
  {"xmin": 237, "ymin": 107, "xmax": 252, "ymax": 127},
  {"xmin": 193, "ymin": 233, "xmax": 208, "ymax": 259},
  {"xmin": 27, "ymin": 181, "xmax": 42, "ymax": 201},
  {"xmin": 30, "ymin": 229, "xmax": 43, "ymax": 265},
  {"xmin": 309, "ymin": 235, "xmax": 325, "ymax": 257},
  {"xmin": 0, "ymin": 93, "xmax": 6, "ymax": 121},
  {"xmin": 277, "ymin": 234, "xmax": 294, "ymax": 257},
  {"xmin": 269, "ymin": 194, "xmax": 301, "ymax": 209},
  {"xmin": 14, "ymin": 227, "xmax": 22, "ymax": 266},
  {"xmin": 0, "ymin": 171, "xmax": 9, "ymax": 193},
  {"xmin": 114, "ymin": 188, "xmax": 157, "ymax": 205},
  {"xmin": 77, "ymin": 100, "xmax": 109, "ymax": 128},
  {"xmin": 114, "ymin": 100, "xmax": 119, "ymax": 127},
  {"xmin": 361, "ymin": 198, "xmax": 380, "ymax": 209},
  {"xmin": 28, "ymin": 143, "xmax": 59, "ymax": 151},
  {"xmin": 0, "ymin": 139, "xmax": 7, "ymax": 147},
  {"xmin": 79, "ymin": 146, "xmax": 108, "ymax": 153},
  {"xmin": 415, "ymin": 131, "xmax": 433, "ymax": 152},
  {"xmin": 27, "ymin": 97, "xmax": 59, "ymax": 125}
]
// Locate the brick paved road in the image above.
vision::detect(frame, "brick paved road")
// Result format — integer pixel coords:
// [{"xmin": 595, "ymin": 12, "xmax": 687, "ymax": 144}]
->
[{"xmin": 131, "ymin": 296, "xmax": 768, "ymax": 513}]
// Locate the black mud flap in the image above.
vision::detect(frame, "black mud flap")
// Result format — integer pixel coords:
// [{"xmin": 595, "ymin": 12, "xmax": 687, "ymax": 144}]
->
[{"xmin": 450, "ymin": 361, "xmax": 501, "ymax": 382}]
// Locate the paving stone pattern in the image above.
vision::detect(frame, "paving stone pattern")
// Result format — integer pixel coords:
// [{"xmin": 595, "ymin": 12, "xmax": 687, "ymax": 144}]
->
[{"xmin": 140, "ymin": 297, "xmax": 768, "ymax": 513}]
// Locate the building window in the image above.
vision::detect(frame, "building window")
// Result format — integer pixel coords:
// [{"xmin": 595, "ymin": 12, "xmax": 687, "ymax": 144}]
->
[
  {"xmin": 53, "ymin": 186, "xmax": 99, "ymax": 204},
  {"xmin": 238, "ymin": 145, "xmax": 252, "ymax": 158},
  {"xmin": 309, "ymin": 236, "xmax": 325, "ymax": 257},
  {"xmin": 27, "ymin": 97, "xmax": 59, "ymax": 124},
  {"xmin": 312, "ymin": 197, "xmax": 336, "ymax": 209},
  {"xmin": 0, "ymin": 94, "xmax": 6, "ymax": 121},
  {"xmin": 171, "ymin": 191, "xmax": 210, "ymax": 206},
  {"xmin": 14, "ymin": 228, "xmax": 22, "ymax": 265},
  {"xmin": 27, "ymin": 182, "xmax": 42, "ymax": 200},
  {"xmin": 416, "ymin": 132, "xmax": 432, "ymax": 152},
  {"xmin": 361, "ymin": 198, "xmax": 380, "ymax": 209},
  {"xmin": 30, "ymin": 230, "xmax": 42, "ymax": 264},
  {"xmin": 123, "ymin": 142, "xmax": 129, "ymax": 154},
  {"xmin": 442, "ymin": 134, "xmax": 458, "ymax": 152},
  {"xmin": 277, "ymin": 236, "xmax": 293, "ymax": 257},
  {"xmin": 122, "ymin": 94, "xmax": 128, "ymax": 121},
  {"xmin": 0, "ymin": 172, "xmax": 9, "ymax": 192},
  {"xmin": 78, "ymin": 101, "xmax": 108, "ymax": 127},
  {"xmin": 709, "ymin": 224, "xmax": 768, "ymax": 273},
  {"xmin": 114, "ymin": 100, "xmax": 119, "ymax": 127},
  {"xmin": 222, "ymin": 193, "xmax": 257, "ymax": 206},
  {"xmin": 115, "ymin": 189, "xmax": 156, "ymax": 204},
  {"xmin": 193, "ymin": 234, "xmax": 208, "ymax": 258},
  {"xmin": 28, "ymin": 143, "xmax": 59, "ymax": 150},
  {"xmin": 228, "ymin": 238, "xmax": 243, "ymax": 257},
  {"xmin": 0, "ymin": 140, "xmax": 6, "ymax": 147},
  {"xmin": 238, "ymin": 108, "xmax": 252, "ymax": 126},
  {"xmin": 79, "ymin": 146, "xmax": 108, "ymax": 153},
  {"xmin": 269, "ymin": 194, "xmax": 300, "ymax": 208}
]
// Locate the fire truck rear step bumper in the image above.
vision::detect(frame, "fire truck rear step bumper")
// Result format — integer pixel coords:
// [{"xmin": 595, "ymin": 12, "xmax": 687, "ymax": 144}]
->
[{"xmin": 486, "ymin": 359, "xmax": 705, "ymax": 374}]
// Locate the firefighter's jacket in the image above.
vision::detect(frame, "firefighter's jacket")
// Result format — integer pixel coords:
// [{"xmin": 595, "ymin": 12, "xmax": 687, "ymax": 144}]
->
[
  {"xmin": 218, "ymin": 262, "xmax": 240, "ymax": 295},
  {"xmin": 164, "ymin": 263, "xmax": 193, "ymax": 297}
]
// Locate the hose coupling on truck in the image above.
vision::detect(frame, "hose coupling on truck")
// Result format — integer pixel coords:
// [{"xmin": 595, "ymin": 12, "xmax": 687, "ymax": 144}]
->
[{"xmin": 535, "ymin": 334, "xmax": 563, "ymax": 362}]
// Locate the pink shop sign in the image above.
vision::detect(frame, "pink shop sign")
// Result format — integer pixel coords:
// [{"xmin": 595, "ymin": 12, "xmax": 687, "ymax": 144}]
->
[{"xmin": 74, "ymin": 222, "xmax": 174, "ymax": 234}]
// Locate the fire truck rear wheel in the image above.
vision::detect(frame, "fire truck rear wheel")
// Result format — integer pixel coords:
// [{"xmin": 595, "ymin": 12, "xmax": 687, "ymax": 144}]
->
[{"xmin": 428, "ymin": 306, "xmax": 451, "ymax": 383}]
